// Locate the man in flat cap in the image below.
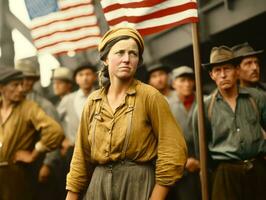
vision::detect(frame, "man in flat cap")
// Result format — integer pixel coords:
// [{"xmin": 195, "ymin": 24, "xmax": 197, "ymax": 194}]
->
[
  {"xmin": 15, "ymin": 58, "xmax": 59, "ymax": 121},
  {"xmin": 193, "ymin": 46, "xmax": 266, "ymax": 200},
  {"xmin": 0, "ymin": 66, "xmax": 64, "ymax": 200},
  {"xmin": 232, "ymin": 42, "xmax": 265, "ymax": 91},
  {"xmin": 52, "ymin": 67, "xmax": 73, "ymax": 102},
  {"xmin": 168, "ymin": 66, "xmax": 201, "ymax": 200},
  {"xmin": 15, "ymin": 58, "xmax": 63, "ymax": 199},
  {"xmin": 147, "ymin": 62, "xmax": 175, "ymax": 100}
]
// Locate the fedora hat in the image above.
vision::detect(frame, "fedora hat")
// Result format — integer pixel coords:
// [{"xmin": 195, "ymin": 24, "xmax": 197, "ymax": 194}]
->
[
  {"xmin": 232, "ymin": 42, "xmax": 263, "ymax": 58},
  {"xmin": 202, "ymin": 45, "xmax": 239, "ymax": 71}
]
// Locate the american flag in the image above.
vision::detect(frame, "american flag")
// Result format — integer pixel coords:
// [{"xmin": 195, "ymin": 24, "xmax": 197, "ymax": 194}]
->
[
  {"xmin": 100, "ymin": 0, "xmax": 199, "ymax": 36},
  {"xmin": 25, "ymin": 0, "xmax": 101, "ymax": 55}
]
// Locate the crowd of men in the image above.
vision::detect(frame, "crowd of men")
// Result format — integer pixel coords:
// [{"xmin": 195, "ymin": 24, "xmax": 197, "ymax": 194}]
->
[{"xmin": 0, "ymin": 41, "xmax": 265, "ymax": 200}]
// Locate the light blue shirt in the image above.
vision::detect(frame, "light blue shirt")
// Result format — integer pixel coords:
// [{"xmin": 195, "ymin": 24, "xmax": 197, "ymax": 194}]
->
[{"xmin": 57, "ymin": 88, "xmax": 95, "ymax": 145}]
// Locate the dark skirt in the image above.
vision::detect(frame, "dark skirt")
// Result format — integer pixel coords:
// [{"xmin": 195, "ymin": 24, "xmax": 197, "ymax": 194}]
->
[{"xmin": 84, "ymin": 161, "xmax": 155, "ymax": 200}]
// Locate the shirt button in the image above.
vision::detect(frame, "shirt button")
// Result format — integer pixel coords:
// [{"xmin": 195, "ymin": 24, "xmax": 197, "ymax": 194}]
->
[{"xmin": 236, "ymin": 128, "xmax": 240, "ymax": 132}]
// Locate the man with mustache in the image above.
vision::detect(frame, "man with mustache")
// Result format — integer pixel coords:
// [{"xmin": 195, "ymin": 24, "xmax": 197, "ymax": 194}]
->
[
  {"xmin": 193, "ymin": 46, "xmax": 266, "ymax": 200},
  {"xmin": 232, "ymin": 42, "xmax": 265, "ymax": 91}
]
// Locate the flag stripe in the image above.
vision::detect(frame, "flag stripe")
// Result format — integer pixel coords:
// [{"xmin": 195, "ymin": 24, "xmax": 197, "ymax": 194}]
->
[
  {"xmin": 31, "ymin": 3, "xmax": 94, "ymax": 29},
  {"xmin": 31, "ymin": 15, "xmax": 97, "ymax": 38},
  {"xmin": 107, "ymin": 3, "xmax": 197, "ymax": 25},
  {"xmin": 102, "ymin": 0, "xmax": 167, "ymax": 12},
  {"xmin": 137, "ymin": 17, "xmax": 198, "ymax": 35},
  {"xmin": 104, "ymin": 1, "xmax": 197, "ymax": 21},
  {"xmin": 37, "ymin": 36, "xmax": 101, "ymax": 55},
  {"xmin": 33, "ymin": 23, "xmax": 99, "ymax": 41},
  {"xmin": 34, "ymin": 27, "xmax": 100, "ymax": 48},
  {"xmin": 112, "ymin": 9, "xmax": 198, "ymax": 30},
  {"xmin": 36, "ymin": 34, "xmax": 100, "ymax": 50},
  {"xmin": 101, "ymin": 0, "xmax": 199, "ymax": 36},
  {"xmin": 26, "ymin": 0, "xmax": 101, "ymax": 55},
  {"xmin": 59, "ymin": 0, "xmax": 92, "ymax": 10}
]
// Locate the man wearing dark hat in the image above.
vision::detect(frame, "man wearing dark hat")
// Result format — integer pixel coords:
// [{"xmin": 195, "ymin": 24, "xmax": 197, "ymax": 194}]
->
[
  {"xmin": 58, "ymin": 63, "xmax": 97, "ymax": 154},
  {"xmin": 232, "ymin": 42, "xmax": 266, "ymax": 91},
  {"xmin": 56, "ymin": 62, "xmax": 97, "ymax": 195},
  {"xmin": 0, "ymin": 66, "xmax": 64, "ymax": 200},
  {"xmin": 193, "ymin": 46, "xmax": 266, "ymax": 200},
  {"xmin": 168, "ymin": 66, "xmax": 201, "ymax": 200},
  {"xmin": 147, "ymin": 62, "xmax": 175, "ymax": 100}
]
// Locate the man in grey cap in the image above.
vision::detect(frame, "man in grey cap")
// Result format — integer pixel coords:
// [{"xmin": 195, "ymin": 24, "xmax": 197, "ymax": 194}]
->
[
  {"xmin": 0, "ymin": 66, "xmax": 63, "ymax": 200},
  {"xmin": 52, "ymin": 67, "xmax": 73, "ymax": 101},
  {"xmin": 193, "ymin": 46, "xmax": 266, "ymax": 200},
  {"xmin": 147, "ymin": 62, "xmax": 174, "ymax": 100},
  {"xmin": 168, "ymin": 66, "xmax": 201, "ymax": 200},
  {"xmin": 15, "ymin": 58, "xmax": 59, "ymax": 121},
  {"xmin": 232, "ymin": 42, "xmax": 265, "ymax": 91}
]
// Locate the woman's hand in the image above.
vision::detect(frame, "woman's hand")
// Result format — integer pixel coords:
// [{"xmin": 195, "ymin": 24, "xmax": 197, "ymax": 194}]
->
[
  {"xmin": 149, "ymin": 184, "xmax": 169, "ymax": 200},
  {"xmin": 65, "ymin": 191, "xmax": 79, "ymax": 200},
  {"xmin": 185, "ymin": 157, "xmax": 200, "ymax": 172}
]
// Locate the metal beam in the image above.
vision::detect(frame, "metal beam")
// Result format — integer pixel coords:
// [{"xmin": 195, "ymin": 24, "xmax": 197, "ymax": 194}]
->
[
  {"xmin": 0, "ymin": 0, "xmax": 4, "ymax": 47},
  {"xmin": 5, "ymin": 10, "xmax": 34, "ymax": 44},
  {"xmin": 0, "ymin": 0, "xmax": 15, "ymax": 66}
]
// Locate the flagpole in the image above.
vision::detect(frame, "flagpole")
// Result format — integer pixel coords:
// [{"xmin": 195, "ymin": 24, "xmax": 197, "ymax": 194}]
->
[{"xmin": 191, "ymin": 22, "xmax": 209, "ymax": 200}]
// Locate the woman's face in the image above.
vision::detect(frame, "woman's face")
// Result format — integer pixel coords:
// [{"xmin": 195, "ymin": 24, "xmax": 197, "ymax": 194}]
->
[{"xmin": 104, "ymin": 38, "xmax": 140, "ymax": 81}]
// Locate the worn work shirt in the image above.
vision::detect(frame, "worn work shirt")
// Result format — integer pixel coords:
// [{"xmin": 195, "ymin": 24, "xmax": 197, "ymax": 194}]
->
[
  {"xmin": 168, "ymin": 93, "xmax": 196, "ymax": 157},
  {"xmin": 67, "ymin": 80, "xmax": 187, "ymax": 193},
  {"xmin": 193, "ymin": 87, "xmax": 266, "ymax": 161},
  {"xmin": 57, "ymin": 88, "xmax": 95, "ymax": 145},
  {"xmin": 0, "ymin": 99, "xmax": 64, "ymax": 163}
]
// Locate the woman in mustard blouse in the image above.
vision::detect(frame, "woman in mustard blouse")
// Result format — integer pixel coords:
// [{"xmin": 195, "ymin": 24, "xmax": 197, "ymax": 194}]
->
[{"xmin": 66, "ymin": 27, "xmax": 187, "ymax": 200}]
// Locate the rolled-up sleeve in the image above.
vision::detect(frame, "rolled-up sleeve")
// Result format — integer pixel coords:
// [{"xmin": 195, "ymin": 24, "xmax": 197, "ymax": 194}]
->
[{"xmin": 147, "ymin": 92, "xmax": 187, "ymax": 186}]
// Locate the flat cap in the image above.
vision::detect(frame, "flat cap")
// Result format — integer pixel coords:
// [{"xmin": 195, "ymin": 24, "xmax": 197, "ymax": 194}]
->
[
  {"xmin": 172, "ymin": 66, "xmax": 194, "ymax": 79},
  {"xmin": 73, "ymin": 63, "xmax": 97, "ymax": 79},
  {"xmin": 0, "ymin": 66, "xmax": 24, "ymax": 84},
  {"xmin": 15, "ymin": 59, "xmax": 40, "ymax": 78},
  {"xmin": 52, "ymin": 67, "xmax": 73, "ymax": 82},
  {"xmin": 147, "ymin": 62, "xmax": 170, "ymax": 74}
]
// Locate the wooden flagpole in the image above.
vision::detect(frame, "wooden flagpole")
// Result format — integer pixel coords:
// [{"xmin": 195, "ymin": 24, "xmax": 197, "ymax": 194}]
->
[{"xmin": 191, "ymin": 22, "xmax": 209, "ymax": 200}]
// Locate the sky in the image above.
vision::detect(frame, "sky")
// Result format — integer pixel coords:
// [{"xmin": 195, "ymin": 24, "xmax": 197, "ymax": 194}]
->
[{"xmin": 8, "ymin": 0, "xmax": 60, "ymax": 87}]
